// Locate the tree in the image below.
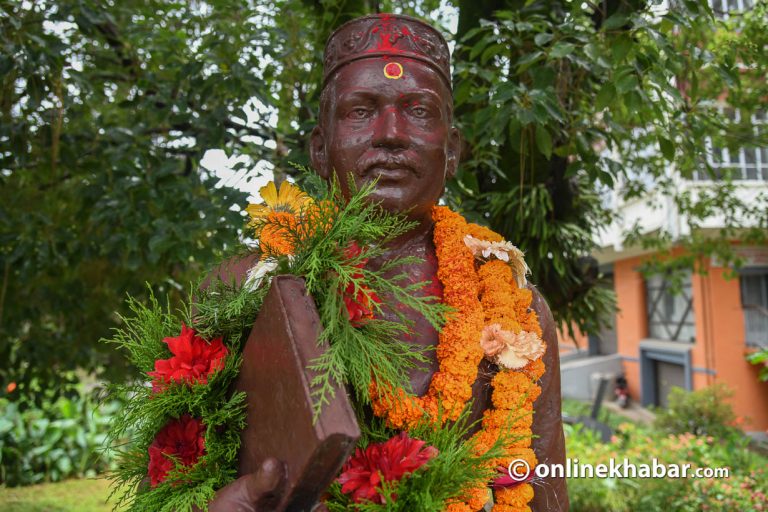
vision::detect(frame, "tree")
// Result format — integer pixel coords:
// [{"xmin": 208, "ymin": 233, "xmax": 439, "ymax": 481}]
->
[
  {"xmin": 2, "ymin": 0, "xmax": 766, "ymax": 394},
  {"xmin": 1, "ymin": 0, "xmax": 269, "ymax": 396},
  {"xmin": 448, "ymin": 0, "xmax": 767, "ymax": 336}
]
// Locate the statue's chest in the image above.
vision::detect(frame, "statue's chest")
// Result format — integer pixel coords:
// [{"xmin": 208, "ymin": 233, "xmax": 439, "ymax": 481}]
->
[{"xmin": 369, "ymin": 241, "xmax": 443, "ymax": 396}]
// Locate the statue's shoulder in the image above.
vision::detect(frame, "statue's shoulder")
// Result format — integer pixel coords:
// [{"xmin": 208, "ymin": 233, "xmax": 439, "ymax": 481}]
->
[
  {"xmin": 527, "ymin": 283, "xmax": 556, "ymax": 337},
  {"xmin": 200, "ymin": 252, "xmax": 260, "ymax": 290}
]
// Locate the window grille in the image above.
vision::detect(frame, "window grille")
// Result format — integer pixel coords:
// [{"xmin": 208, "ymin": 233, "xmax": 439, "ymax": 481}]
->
[
  {"xmin": 695, "ymin": 108, "xmax": 768, "ymax": 181},
  {"xmin": 709, "ymin": 0, "xmax": 755, "ymax": 17},
  {"xmin": 741, "ymin": 272, "xmax": 768, "ymax": 348},
  {"xmin": 646, "ymin": 273, "xmax": 696, "ymax": 342}
]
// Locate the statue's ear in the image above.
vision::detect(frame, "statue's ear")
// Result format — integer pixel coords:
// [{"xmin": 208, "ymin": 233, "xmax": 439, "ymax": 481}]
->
[
  {"xmin": 446, "ymin": 126, "xmax": 461, "ymax": 180},
  {"xmin": 310, "ymin": 126, "xmax": 330, "ymax": 179}
]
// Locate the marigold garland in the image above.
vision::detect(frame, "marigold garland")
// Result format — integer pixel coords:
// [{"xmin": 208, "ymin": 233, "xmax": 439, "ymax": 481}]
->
[
  {"xmin": 368, "ymin": 206, "xmax": 546, "ymax": 511},
  {"xmin": 369, "ymin": 206, "xmax": 485, "ymax": 429}
]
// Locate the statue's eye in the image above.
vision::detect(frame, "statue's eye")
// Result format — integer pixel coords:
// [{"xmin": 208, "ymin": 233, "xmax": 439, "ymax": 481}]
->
[
  {"xmin": 348, "ymin": 107, "xmax": 371, "ymax": 119},
  {"xmin": 409, "ymin": 105, "xmax": 429, "ymax": 118}
]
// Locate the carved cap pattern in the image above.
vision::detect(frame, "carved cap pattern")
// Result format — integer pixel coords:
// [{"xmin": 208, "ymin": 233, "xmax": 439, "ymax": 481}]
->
[{"xmin": 323, "ymin": 13, "xmax": 451, "ymax": 90}]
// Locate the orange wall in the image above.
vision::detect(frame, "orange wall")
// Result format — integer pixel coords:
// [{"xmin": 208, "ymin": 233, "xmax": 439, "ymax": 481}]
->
[
  {"xmin": 611, "ymin": 254, "xmax": 768, "ymax": 432},
  {"xmin": 613, "ymin": 256, "xmax": 647, "ymax": 401},
  {"xmin": 699, "ymin": 263, "xmax": 768, "ymax": 431},
  {"xmin": 558, "ymin": 328, "xmax": 587, "ymax": 354}
]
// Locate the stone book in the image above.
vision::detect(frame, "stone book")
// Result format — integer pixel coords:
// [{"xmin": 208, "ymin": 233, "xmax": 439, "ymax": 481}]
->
[{"xmin": 235, "ymin": 275, "xmax": 360, "ymax": 511}]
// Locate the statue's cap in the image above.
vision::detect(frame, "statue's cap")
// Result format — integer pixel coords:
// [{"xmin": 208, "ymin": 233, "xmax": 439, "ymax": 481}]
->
[{"xmin": 322, "ymin": 13, "xmax": 451, "ymax": 89}]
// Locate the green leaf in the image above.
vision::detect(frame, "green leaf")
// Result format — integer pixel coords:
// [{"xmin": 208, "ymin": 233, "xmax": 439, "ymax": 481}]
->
[
  {"xmin": 481, "ymin": 44, "xmax": 505, "ymax": 65},
  {"xmin": 534, "ymin": 33, "xmax": 554, "ymax": 46},
  {"xmin": 596, "ymin": 83, "xmax": 616, "ymax": 110},
  {"xmin": 615, "ymin": 73, "xmax": 639, "ymax": 94},
  {"xmin": 469, "ymin": 37, "xmax": 489, "ymax": 60},
  {"xmin": 658, "ymin": 136, "xmax": 675, "ymax": 161},
  {"xmin": 508, "ymin": 118, "xmax": 522, "ymax": 149},
  {"xmin": 611, "ymin": 34, "xmax": 633, "ymax": 63},
  {"xmin": 602, "ymin": 13, "xmax": 629, "ymax": 31},
  {"xmin": 536, "ymin": 125, "xmax": 553, "ymax": 159},
  {"xmin": 549, "ymin": 42, "xmax": 576, "ymax": 59},
  {"xmin": 515, "ymin": 50, "xmax": 545, "ymax": 73}
]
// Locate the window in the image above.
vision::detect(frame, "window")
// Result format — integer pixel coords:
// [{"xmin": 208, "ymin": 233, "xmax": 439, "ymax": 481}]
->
[
  {"xmin": 696, "ymin": 108, "xmax": 768, "ymax": 181},
  {"xmin": 646, "ymin": 273, "xmax": 696, "ymax": 342},
  {"xmin": 741, "ymin": 272, "xmax": 768, "ymax": 348},
  {"xmin": 709, "ymin": 0, "xmax": 755, "ymax": 17}
]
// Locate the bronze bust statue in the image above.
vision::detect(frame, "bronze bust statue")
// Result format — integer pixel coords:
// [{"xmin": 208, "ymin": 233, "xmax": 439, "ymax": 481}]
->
[{"xmin": 208, "ymin": 13, "xmax": 568, "ymax": 512}]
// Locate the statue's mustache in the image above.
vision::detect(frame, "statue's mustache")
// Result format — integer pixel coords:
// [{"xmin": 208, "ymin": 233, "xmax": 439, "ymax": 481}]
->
[{"xmin": 357, "ymin": 153, "xmax": 419, "ymax": 177}]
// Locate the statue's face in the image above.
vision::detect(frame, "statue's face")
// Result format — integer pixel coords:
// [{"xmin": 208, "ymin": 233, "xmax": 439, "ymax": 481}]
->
[{"xmin": 311, "ymin": 57, "xmax": 460, "ymax": 223}]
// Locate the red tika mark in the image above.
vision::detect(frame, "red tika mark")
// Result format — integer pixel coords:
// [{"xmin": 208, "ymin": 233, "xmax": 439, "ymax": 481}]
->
[
  {"xmin": 384, "ymin": 62, "xmax": 404, "ymax": 79},
  {"xmin": 370, "ymin": 16, "xmax": 408, "ymax": 54}
]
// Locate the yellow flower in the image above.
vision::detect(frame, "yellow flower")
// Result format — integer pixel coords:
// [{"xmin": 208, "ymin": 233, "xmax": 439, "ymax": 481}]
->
[{"xmin": 246, "ymin": 181, "xmax": 312, "ymax": 226}]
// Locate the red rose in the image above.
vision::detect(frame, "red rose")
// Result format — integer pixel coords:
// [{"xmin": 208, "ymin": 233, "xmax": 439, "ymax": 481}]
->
[
  {"xmin": 148, "ymin": 324, "xmax": 228, "ymax": 392},
  {"xmin": 147, "ymin": 414, "xmax": 206, "ymax": 487},
  {"xmin": 338, "ymin": 432, "xmax": 438, "ymax": 504},
  {"xmin": 341, "ymin": 242, "xmax": 380, "ymax": 328}
]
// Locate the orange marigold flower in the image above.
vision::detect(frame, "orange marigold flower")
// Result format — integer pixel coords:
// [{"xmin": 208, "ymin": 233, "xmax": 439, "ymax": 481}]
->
[
  {"xmin": 496, "ymin": 482, "xmax": 535, "ymax": 509},
  {"xmin": 466, "ymin": 222, "xmax": 504, "ymax": 243},
  {"xmin": 259, "ymin": 211, "xmax": 298, "ymax": 256}
]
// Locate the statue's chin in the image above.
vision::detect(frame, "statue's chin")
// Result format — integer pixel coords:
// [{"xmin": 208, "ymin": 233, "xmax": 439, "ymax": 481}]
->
[
  {"xmin": 361, "ymin": 187, "xmax": 412, "ymax": 214},
  {"xmin": 339, "ymin": 173, "xmax": 438, "ymax": 223}
]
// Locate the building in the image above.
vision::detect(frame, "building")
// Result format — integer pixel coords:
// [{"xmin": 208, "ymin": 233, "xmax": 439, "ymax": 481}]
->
[
  {"xmin": 594, "ymin": 204, "xmax": 768, "ymax": 436},
  {"xmin": 559, "ymin": 0, "xmax": 767, "ymax": 436}
]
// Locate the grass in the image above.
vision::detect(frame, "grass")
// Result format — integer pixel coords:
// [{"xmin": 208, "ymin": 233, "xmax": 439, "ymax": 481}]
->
[{"xmin": 0, "ymin": 478, "xmax": 117, "ymax": 512}]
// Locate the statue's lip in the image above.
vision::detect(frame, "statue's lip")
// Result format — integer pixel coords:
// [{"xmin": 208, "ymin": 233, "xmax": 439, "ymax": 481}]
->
[{"xmin": 366, "ymin": 166, "xmax": 414, "ymax": 181}]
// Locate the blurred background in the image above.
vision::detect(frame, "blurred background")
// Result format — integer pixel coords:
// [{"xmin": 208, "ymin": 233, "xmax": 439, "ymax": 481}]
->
[{"xmin": 1, "ymin": 0, "xmax": 766, "ymax": 510}]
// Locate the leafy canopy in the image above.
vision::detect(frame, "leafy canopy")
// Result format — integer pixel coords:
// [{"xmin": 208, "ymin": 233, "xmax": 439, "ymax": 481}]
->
[{"xmin": 2, "ymin": 0, "xmax": 767, "ymax": 393}]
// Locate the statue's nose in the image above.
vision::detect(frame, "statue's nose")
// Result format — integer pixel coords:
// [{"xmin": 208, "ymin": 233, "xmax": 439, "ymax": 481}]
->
[{"xmin": 372, "ymin": 106, "xmax": 408, "ymax": 150}]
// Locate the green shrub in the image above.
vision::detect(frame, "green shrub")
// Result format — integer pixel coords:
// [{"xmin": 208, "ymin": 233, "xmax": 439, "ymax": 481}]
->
[
  {"xmin": 747, "ymin": 348, "xmax": 768, "ymax": 382},
  {"xmin": 565, "ymin": 419, "xmax": 768, "ymax": 512},
  {"xmin": 653, "ymin": 383, "xmax": 738, "ymax": 438},
  {"xmin": 0, "ymin": 389, "xmax": 121, "ymax": 486}
]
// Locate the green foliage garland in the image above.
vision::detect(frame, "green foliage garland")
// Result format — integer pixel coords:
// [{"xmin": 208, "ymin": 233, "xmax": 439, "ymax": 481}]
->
[{"xmin": 104, "ymin": 175, "xmax": 494, "ymax": 511}]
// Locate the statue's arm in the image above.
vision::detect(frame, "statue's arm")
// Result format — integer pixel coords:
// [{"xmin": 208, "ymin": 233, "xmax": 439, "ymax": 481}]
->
[{"xmin": 528, "ymin": 285, "xmax": 570, "ymax": 512}]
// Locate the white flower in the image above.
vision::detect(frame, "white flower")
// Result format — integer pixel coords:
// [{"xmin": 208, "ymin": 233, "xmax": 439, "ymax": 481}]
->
[
  {"xmin": 244, "ymin": 258, "xmax": 279, "ymax": 292},
  {"xmin": 479, "ymin": 324, "xmax": 546, "ymax": 369},
  {"xmin": 463, "ymin": 235, "xmax": 530, "ymax": 287}
]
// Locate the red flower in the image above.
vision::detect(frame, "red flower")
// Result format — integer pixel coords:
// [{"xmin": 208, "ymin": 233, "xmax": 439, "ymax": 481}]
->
[
  {"xmin": 338, "ymin": 432, "xmax": 438, "ymax": 504},
  {"xmin": 148, "ymin": 324, "xmax": 228, "ymax": 392},
  {"xmin": 492, "ymin": 465, "xmax": 533, "ymax": 488},
  {"xmin": 147, "ymin": 414, "xmax": 206, "ymax": 487},
  {"xmin": 342, "ymin": 242, "xmax": 381, "ymax": 328}
]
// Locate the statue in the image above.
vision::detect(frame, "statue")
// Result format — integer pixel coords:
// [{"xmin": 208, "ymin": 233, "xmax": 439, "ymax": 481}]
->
[{"xmin": 208, "ymin": 13, "xmax": 568, "ymax": 512}]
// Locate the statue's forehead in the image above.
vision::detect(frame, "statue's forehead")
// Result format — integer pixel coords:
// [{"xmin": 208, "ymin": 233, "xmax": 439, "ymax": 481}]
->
[{"xmin": 329, "ymin": 57, "xmax": 449, "ymax": 99}]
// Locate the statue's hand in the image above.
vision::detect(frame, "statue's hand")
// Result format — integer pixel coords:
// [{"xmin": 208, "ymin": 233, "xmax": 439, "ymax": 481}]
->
[
  {"xmin": 207, "ymin": 458, "xmax": 285, "ymax": 512},
  {"xmin": 205, "ymin": 458, "xmax": 329, "ymax": 512}
]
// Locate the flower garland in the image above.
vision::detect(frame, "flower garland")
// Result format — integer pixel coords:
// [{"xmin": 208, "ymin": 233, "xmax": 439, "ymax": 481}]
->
[
  {"xmin": 369, "ymin": 206, "xmax": 485, "ymax": 428},
  {"xmin": 369, "ymin": 206, "xmax": 547, "ymax": 512}
]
